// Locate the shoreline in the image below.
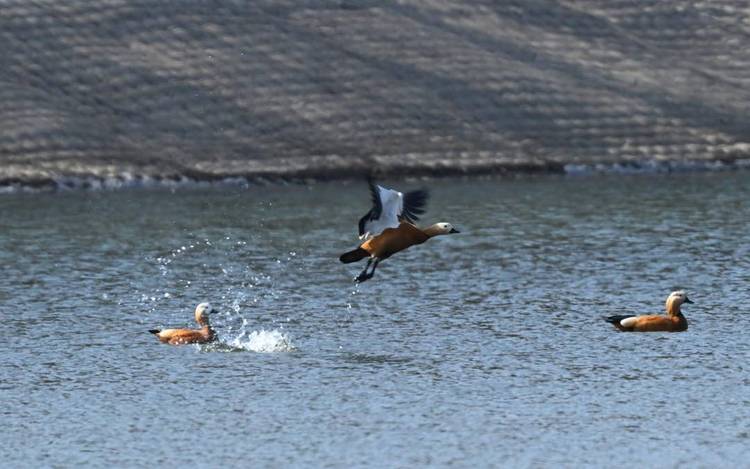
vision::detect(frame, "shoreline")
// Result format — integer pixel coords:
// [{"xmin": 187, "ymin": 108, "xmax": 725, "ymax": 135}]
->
[{"xmin": 2, "ymin": 157, "xmax": 748, "ymax": 193}]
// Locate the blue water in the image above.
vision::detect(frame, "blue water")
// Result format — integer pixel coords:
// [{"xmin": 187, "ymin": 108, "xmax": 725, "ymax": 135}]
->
[{"xmin": 2, "ymin": 172, "xmax": 750, "ymax": 467}]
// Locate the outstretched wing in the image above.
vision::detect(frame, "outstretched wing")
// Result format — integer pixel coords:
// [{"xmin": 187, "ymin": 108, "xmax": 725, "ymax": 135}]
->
[
  {"xmin": 357, "ymin": 179, "xmax": 384, "ymax": 237},
  {"xmin": 358, "ymin": 181, "xmax": 401, "ymax": 239},
  {"xmin": 357, "ymin": 179, "xmax": 429, "ymax": 239},
  {"xmin": 400, "ymin": 189, "xmax": 429, "ymax": 224}
]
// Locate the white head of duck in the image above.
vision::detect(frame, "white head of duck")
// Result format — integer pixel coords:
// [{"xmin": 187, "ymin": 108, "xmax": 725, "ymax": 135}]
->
[
  {"xmin": 422, "ymin": 222, "xmax": 460, "ymax": 237},
  {"xmin": 665, "ymin": 290, "xmax": 693, "ymax": 315},
  {"xmin": 195, "ymin": 302, "xmax": 215, "ymax": 325}
]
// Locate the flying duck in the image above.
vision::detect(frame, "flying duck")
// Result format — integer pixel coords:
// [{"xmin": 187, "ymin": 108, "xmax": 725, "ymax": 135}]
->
[
  {"xmin": 604, "ymin": 291, "xmax": 693, "ymax": 332},
  {"xmin": 340, "ymin": 180, "xmax": 459, "ymax": 283},
  {"xmin": 149, "ymin": 303, "xmax": 217, "ymax": 345}
]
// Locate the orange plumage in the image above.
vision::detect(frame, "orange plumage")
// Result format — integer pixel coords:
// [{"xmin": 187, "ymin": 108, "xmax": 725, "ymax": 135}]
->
[
  {"xmin": 149, "ymin": 303, "xmax": 217, "ymax": 345},
  {"xmin": 605, "ymin": 291, "xmax": 693, "ymax": 332},
  {"xmin": 340, "ymin": 222, "xmax": 459, "ymax": 282}
]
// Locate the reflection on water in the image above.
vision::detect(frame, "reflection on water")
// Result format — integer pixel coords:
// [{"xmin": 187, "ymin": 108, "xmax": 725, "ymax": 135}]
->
[{"xmin": 2, "ymin": 172, "xmax": 750, "ymax": 467}]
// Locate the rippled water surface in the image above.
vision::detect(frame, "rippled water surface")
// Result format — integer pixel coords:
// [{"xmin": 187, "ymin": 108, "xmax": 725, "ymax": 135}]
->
[{"xmin": 2, "ymin": 173, "xmax": 750, "ymax": 467}]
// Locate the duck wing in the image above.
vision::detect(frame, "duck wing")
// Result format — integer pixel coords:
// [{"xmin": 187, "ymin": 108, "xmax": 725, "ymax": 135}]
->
[
  {"xmin": 604, "ymin": 315, "xmax": 635, "ymax": 325},
  {"xmin": 357, "ymin": 179, "xmax": 429, "ymax": 239},
  {"xmin": 400, "ymin": 188, "xmax": 429, "ymax": 224},
  {"xmin": 357, "ymin": 179, "xmax": 384, "ymax": 237}
]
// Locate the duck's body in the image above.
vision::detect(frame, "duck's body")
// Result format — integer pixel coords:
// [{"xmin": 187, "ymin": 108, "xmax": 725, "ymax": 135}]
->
[
  {"xmin": 359, "ymin": 222, "xmax": 430, "ymax": 259},
  {"xmin": 605, "ymin": 291, "xmax": 692, "ymax": 332},
  {"xmin": 340, "ymin": 179, "xmax": 459, "ymax": 283},
  {"xmin": 150, "ymin": 303, "xmax": 217, "ymax": 345},
  {"xmin": 340, "ymin": 221, "xmax": 458, "ymax": 282},
  {"xmin": 605, "ymin": 314, "xmax": 688, "ymax": 332},
  {"xmin": 150, "ymin": 326, "xmax": 215, "ymax": 345}
]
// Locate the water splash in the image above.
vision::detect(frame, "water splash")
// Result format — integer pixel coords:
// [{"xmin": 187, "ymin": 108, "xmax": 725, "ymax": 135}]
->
[
  {"xmin": 203, "ymin": 318, "xmax": 296, "ymax": 353},
  {"xmin": 138, "ymin": 234, "xmax": 299, "ymax": 351},
  {"xmin": 224, "ymin": 328, "xmax": 296, "ymax": 353}
]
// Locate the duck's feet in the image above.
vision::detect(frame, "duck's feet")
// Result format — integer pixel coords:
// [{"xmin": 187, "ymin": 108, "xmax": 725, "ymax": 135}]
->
[
  {"xmin": 354, "ymin": 258, "xmax": 379, "ymax": 283},
  {"xmin": 354, "ymin": 272, "xmax": 372, "ymax": 283}
]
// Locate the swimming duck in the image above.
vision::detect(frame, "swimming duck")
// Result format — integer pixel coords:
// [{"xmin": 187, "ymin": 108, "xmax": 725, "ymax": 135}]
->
[
  {"xmin": 149, "ymin": 303, "xmax": 217, "ymax": 345},
  {"xmin": 340, "ymin": 180, "xmax": 459, "ymax": 283},
  {"xmin": 605, "ymin": 291, "xmax": 693, "ymax": 332}
]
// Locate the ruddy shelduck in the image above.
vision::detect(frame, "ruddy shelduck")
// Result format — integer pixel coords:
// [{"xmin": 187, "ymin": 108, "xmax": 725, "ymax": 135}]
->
[
  {"xmin": 605, "ymin": 291, "xmax": 693, "ymax": 332},
  {"xmin": 149, "ymin": 303, "xmax": 217, "ymax": 345},
  {"xmin": 340, "ymin": 179, "xmax": 459, "ymax": 283}
]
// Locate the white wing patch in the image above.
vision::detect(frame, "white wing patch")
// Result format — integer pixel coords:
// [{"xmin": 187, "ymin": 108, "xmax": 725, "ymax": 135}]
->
[
  {"xmin": 620, "ymin": 317, "xmax": 639, "ymax": 328},
  {"xmin": 359, "ymin": 185, "xmax": 403, "ymax": 239},
  {"xmin": 357, "ymin": 181, "xmax": 429, "ymax": 240}
]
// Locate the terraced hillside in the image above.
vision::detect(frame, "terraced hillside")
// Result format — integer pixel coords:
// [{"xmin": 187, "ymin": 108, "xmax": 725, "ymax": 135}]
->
[{"xmin": 2, "ymin": 1, "xmax": 749, "ymax": 186}]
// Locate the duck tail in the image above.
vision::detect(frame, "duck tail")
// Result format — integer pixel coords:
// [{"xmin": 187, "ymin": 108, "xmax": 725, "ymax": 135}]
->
[
  {"xmin": 148, "ymin": 329, "xmax": 161, "ymax": 335},
  {"xmin": 604, "ymin": 315, "xmax": 634, "ymax": 325},
  {"xmin": 339, "ymin": 248, "xmax": 368, "ymax": 264}
]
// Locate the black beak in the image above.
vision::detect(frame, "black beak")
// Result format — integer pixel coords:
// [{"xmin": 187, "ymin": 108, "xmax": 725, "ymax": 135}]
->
[
  {"xmin": 450, "ymin": 228, "xmax": 460, "ymax": 234},
  {"xmin": 684, "ymin": 298, "xmax": 693, "ymax": 304},
  {"xmin": 210, "ymin": 309, "xmax": 218, "ymax": 314}
]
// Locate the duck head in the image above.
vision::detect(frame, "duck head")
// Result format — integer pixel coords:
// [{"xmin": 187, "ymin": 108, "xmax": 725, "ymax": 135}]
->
[
  {"xmin": 194, "ymin": 302, "xmax": 217, "ymax": 326},
  {"xmin": 666, "ymin": 290, "xmax": 693, "ymax": 315},
  {"xmin": 424, "ymin": 222, "xmax": 460, "ymax": 237}
]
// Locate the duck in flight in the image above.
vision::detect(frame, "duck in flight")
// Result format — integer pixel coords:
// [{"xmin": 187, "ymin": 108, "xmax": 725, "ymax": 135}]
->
[
  {"xmin": 149, "ymin": 303, "xmax": 217, "ymax": 345},
  {"xmin": 340, "ymin": 179, "xmax": 459, "ymax": 283},
  {"xmin": 604, "ymin": 291, "xmax": 693, "ymax": 332}
]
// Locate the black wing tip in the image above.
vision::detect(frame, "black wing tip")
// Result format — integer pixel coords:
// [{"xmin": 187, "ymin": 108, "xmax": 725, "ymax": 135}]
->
[
  {"xmin": 358, "ymin": 210, "xmax": 371, "ymax": 236},
  {"xmin": 404, "ymin": 188, "xmax": 429, "ymax": 205},
  {"xmin": 149, "ymin": 329, "xmax": 161, "ymax": 335},
  {"xmin": 366, "ymin": 176, "xmax": 380, "ymax": 196},
  {"xmin": 365, "ymin": 178, "xmax": 382, "ymax": 220},
  {"xmin": 604, "ymin": 315, "xmax": 634, "ymax": 324},
  {"xmin": 411, "ymin": 188, "xmax": 430, "ymax": 198},
  {"xmin": 402, "ymin": 188, "xmax": 430, "ymax": 222}
]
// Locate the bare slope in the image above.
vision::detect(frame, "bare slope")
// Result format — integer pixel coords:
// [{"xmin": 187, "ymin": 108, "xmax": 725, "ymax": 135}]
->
[{"xmin": 2, "ymin": 1, "xmax": 749, "ymax": 185}]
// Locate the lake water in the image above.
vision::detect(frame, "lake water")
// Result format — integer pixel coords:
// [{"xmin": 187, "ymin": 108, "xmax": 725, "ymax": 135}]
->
[{"xmin": 2, "ymin": 172, "xmax": 749, "ymax": 467}]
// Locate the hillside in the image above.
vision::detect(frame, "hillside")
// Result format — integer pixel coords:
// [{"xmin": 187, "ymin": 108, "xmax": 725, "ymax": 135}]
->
[{"xmin": 2, "ymin": 1, "xmax": 750, "ymax": 187}]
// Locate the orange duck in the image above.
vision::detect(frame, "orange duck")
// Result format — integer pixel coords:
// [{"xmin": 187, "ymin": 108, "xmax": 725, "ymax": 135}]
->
[
  {"xmin": 340, "ymin": 179, "xmax": 459, "ymax": 282},
  {"xmin": 605, "ymin": 291, "xmax": 693, "ymax": 332},
  {"xmin": 149, "ymin": 303, "xmax": 217, "ymax": 345},
  {"xmin": 340, "ymin": 221, "xmax": 459, "ymax": 282}
]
